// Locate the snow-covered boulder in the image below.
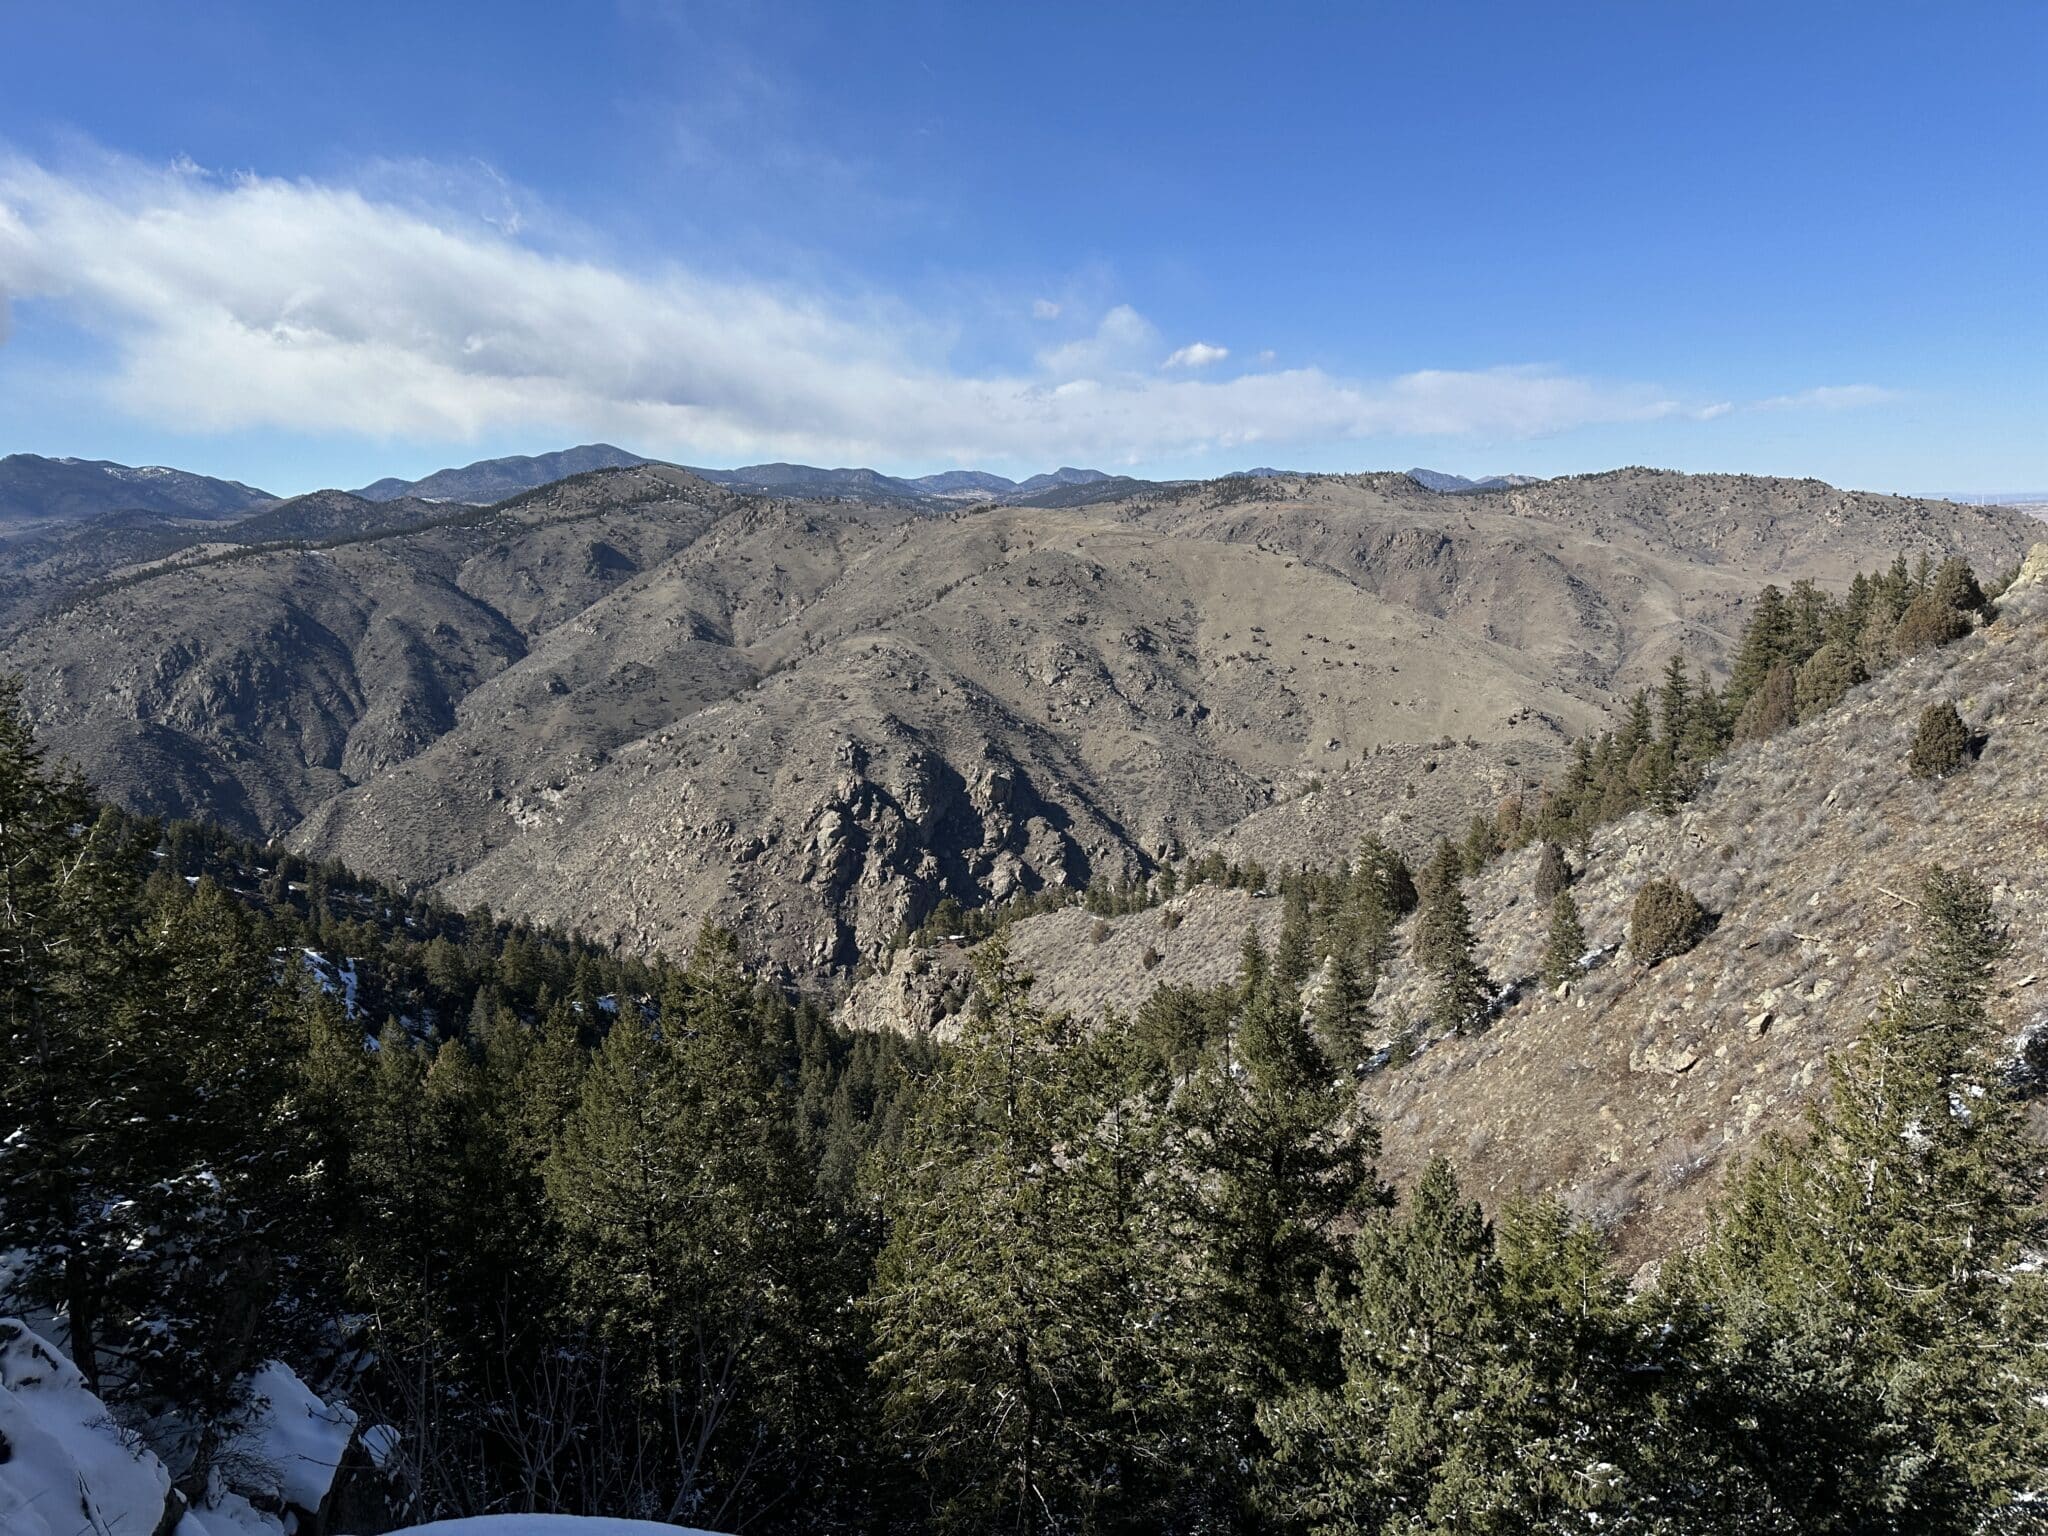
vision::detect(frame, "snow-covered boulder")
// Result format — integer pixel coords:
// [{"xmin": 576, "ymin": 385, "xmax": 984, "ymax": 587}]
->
[
  {"xmin": 0, "ymin": 1315, "xmax": 362, "ymax": 1536},
  {"xmin": 0, "ymin": 1317, "xmax": 176, "ymax": 1536},
  {"xmin": 214, "ymin": 1360, "xmax": 358, "ymax": 1524}
]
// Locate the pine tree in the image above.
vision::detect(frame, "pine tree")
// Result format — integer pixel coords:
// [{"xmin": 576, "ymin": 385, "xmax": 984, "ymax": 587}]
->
[
  {"xmin": 1795, "ymin": 639, "xmax": 1867, "ymax": 720},
  {"xmin": 1657, "ymin": 654, "xmax": 1692, "ymax": 746},
  {"xmin": 1541, "ymin": 890, "xmax": 1586, "ymax": 990},
  {"xmin": 1682, "ymin": 666, "xmax": 1727, "ymax": 764},
  {"xmin": 1273, "ymin": 879, "xmax": 1315, "ymax": 996},
  {"xmin": 1728, "ymin": 584, "xmax": 1794, "ymax": 711},
  {"xmin": 1170, "ymin": 942, "xmax": 1381, "ymax": 1525},
  {"xmin": 1532, "ymin": 841, "xmax": 1571, "ymax": 904},
  {"xmin": 1678, "ymin": 869, "xmax": 2048, "ymax": 1529},
  {"xmin": 866, "ymin": 938, "xmax": 1135, "ymax": 1533},
  {"xmin": 543, "ymin": 925, "xmax": 821, "ymax": 1526},
  {"xmin": 1460, "ymin": 810, "xmax": 1502, "ymax": 876},
  {"xmin": 1896, "ymin": 590, "xmax": 1971, "ymax": 652},
  {"xmin": 1928, "ymin": 555, "xmax": 1986, "ymax": 616},
  {"xmin": 1263, "ymin": 1164, "xmax": 1693, "ymax": 1533},
  {"xmin": 1732, "ymin": 660, "xmax": 1798, "ymax": 742},
  {"xmin": 1356, "ymin": 833, "xmax": 1417, "ymax": 917},
  {"xmin": 1414, "ymin": 864, "xmax": 1491, "ymax": 1033},
  {"xmin": 1312, "ymin": 928, "xmax": 1373, "ymax": 1068},
  {"xmin": 0, "ymin": 692, "xmax": 145, "ymax": 1395}
]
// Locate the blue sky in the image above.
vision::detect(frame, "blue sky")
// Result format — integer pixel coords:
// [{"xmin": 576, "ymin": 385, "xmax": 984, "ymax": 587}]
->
[{"xmin": 2, "ymin": 1, "xmax": 2043, "ymax": 495}]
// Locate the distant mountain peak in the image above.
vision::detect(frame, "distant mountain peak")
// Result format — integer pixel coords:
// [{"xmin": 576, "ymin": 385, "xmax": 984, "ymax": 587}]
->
[
  {"xmin": 1407, "ymin": 467, "xmax": 1546, "ymax": 494},
  {"xmin": 0, "ymin": 453, "xmax": 273, "ymax": 526},
  {"xmin": 355, "ymin": 444, "xmax": 652, "ymax": 504}
]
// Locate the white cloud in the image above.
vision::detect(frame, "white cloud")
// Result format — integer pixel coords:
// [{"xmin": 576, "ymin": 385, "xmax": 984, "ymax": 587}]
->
[
  {"xmin": 0, "ymin": 153, "xmax": 1827, "ymax": 466},
  {"xmin": 1751, "ymin": 384, "xmax": 1899, "ymax": 412},
  {"xmin": 1163, "ymin": 341, "xmax": 1229, "ymax": 371},
  {"xmin": 1034, "ymin": 304, "xmax": 1159, "ymax": 381},
  {"xmin": 1031, "ymin": 298, "xmax": 1062, "ymax": 319}
]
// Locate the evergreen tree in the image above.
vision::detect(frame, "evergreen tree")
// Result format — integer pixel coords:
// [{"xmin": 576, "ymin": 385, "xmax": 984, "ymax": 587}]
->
[
  {"xmin": 1532, "ymin": 841, "xmax": 1571, "ymax": 904},
  {"xmin": 1312, "ymin": 929, "xmax": 1373, "ymax": 1068},
  {"xmin": 1628, "ymin": 878, "xmax": 1708, "ymax": 966},
  {"xmin": 1896, "ymin": 590, "xmax": 1971, "ymax": 652},
  {"xmin": 1908, "ymin": 700, "xmax": 1972, "ymax": 780},
  {"xmin": 1541, "ymin": 890, "xmax": 1587, "ymax": 990},
  {"xmin": 1657, "ymin": 654, "xmax": 1692, "ymax": 746},
  {"xmin": 1929, "ymin": 555, "xmax": 1986, "ymax": 616},
  {"xmin": 1171, "ymin": 941, "xmax": 1381, "ymax": 1525},
  {"xmin": 1264, "ymin": 1164, "xmax": 1696, "ymax": 1533},
  {"xmin": 543, "ymin": 926, "xmax": 821, "ymax": 1527},
  {"xmin": 1460, "ymin": 811, "xmax": 1502, "ymax": 876},
  {"xmin": 1413, "ymin": 864, "xmax": 1491, "ymax": 1033},
  {"xmin": 1678, "ymin": 869, "xmax": 2048, "ymax": 1530},
  {"xmin": 1732, "ymin": 660, "xmax": 1798, "ymax": 742},
  {"xmin": 1795, "ymin": 639, "xmax": 1867, "ymax": 720},
  {"xmin": 1273, "ymin": 879, "xmax": 1315, "ymax": 997},
  {"xmin": 867, "ymin": 938, "xmax": 1134, "ymax": 1533},
  {"xmin": 1728, "ymin": 584, "xmax": 1794, "ymax": 711}
]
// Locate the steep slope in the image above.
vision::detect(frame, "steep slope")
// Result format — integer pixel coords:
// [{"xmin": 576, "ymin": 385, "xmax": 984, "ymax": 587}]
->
[
  {"xmin": 0, "ymin": 453, "xmax": 273, "ymax": 525},
  {"xmin": 1355, "ymin": 557, "xmax": 2048, "ymax": 1263},
  {"xmin": 342, "ymin": 505, "xmax": 1598, "ymax": 972},
  {"xmin": 1, "ymin": 466, "xmax": 752, "ymax": 836},
  {"xmin": 923, "ymin": 551, "xmax": 2048, "ymax": 1261}
]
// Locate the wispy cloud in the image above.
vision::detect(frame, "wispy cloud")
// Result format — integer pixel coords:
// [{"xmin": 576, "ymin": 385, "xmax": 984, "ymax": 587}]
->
[
  {"xmin": 1163, "ymin": 341, "xmax": 1229, "ymax": 370},
  {"xmin": 0, "ymin": 153, "xmax": 1848, "ymax": 467},
  {"xmin": 1751, "ymin": 384, "xmax": 1900, "ymax": 412}
]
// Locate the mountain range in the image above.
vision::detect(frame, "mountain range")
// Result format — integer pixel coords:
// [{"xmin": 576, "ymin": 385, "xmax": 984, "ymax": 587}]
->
[{"xmin": 0, "ymin": 453, "xmax": 2034, "ymax": 981}]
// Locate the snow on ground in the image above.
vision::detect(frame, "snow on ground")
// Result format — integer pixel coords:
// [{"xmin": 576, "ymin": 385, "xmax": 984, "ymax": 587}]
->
[
  {"xmin": 0, "ymin": 1315, "xmax": 358, "ymax": 1536},
  {"xmin": 221, "ymin": 1359, "xmax": 358, "ymax": 1516},
  {"xmin": 0, "ymin": 1318, "xmax": 172, "ymax": 1536},
  {"xmin": 298, "ymin": 948, "xmax": 361, "ymax": 1016},
  {"xmin": 376, "ymin": 1520, "xmax": 727, "ymax": 1536}
]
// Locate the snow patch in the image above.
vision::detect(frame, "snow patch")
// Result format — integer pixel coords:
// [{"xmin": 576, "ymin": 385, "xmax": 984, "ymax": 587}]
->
[
  {"xmin": 221, "ymin": 1360, "xmax": 356, "ymax": 1518},
  {"xmin": 0, "ymin": 1317, "xmax": 173, "ymax": 1536}
]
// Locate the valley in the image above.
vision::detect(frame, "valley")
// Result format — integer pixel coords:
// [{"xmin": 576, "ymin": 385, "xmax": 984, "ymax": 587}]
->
[{"xmin": 1, "ymin": 457, "xmax": 2034, "ymax": 981}]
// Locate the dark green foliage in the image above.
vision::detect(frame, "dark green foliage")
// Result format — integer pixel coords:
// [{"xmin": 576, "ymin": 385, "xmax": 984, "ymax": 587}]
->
[
  {"xmin": 1541, "ymin": 891, "xmax": 1586, "ymax": 990},
  {"xmin": 1676, "ymin": 869, "xmax": 2048, "ymax": 1528},
  {"xmin": 1454, "ymin": 810, "xmax": 1497, "ymax": 876},
  {"xmin": 1168, "ymin": 930, "xmax": 1383, "ymax": 1523},
  {"xmin": 1628, "ymin": 877, "xmax": 1708, "ymax": 965},
  {"xmin": 1930, "ymin": 554, "xmax": 1987, "ymax": 616},
  {"xmin": 1414, "ymin": 864, "xmax": 1491, "ymax": 1033},
  {"xmin": 1522, "ymin": 556, "xmax": 1985, "ymax": 850},
  {"xmin": 1532, "ymin": 840, "xmax": 1571, "ymax": 903},
  {"xmin": 9, "ymin": 676, "xmax": 2047, "ymax": 1534},
  {"xmin": 1263, "ymin": 1165, "xmax": 1704, "ymax": 1533},
  {"xmin": 1795, "ymin": 639, "xmax": 1867, "ymax": 720},
  {"xmin": 866, "ymin": 940, "xmax": 1147, "ymax": 1532},
  {"xmin": 1908, "ymin": 700, "xmax": 1972, "ymax": 780},
  {"xmin": 1733, "ymin": 660, "xmax": 1798, "ymax": 742}
]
